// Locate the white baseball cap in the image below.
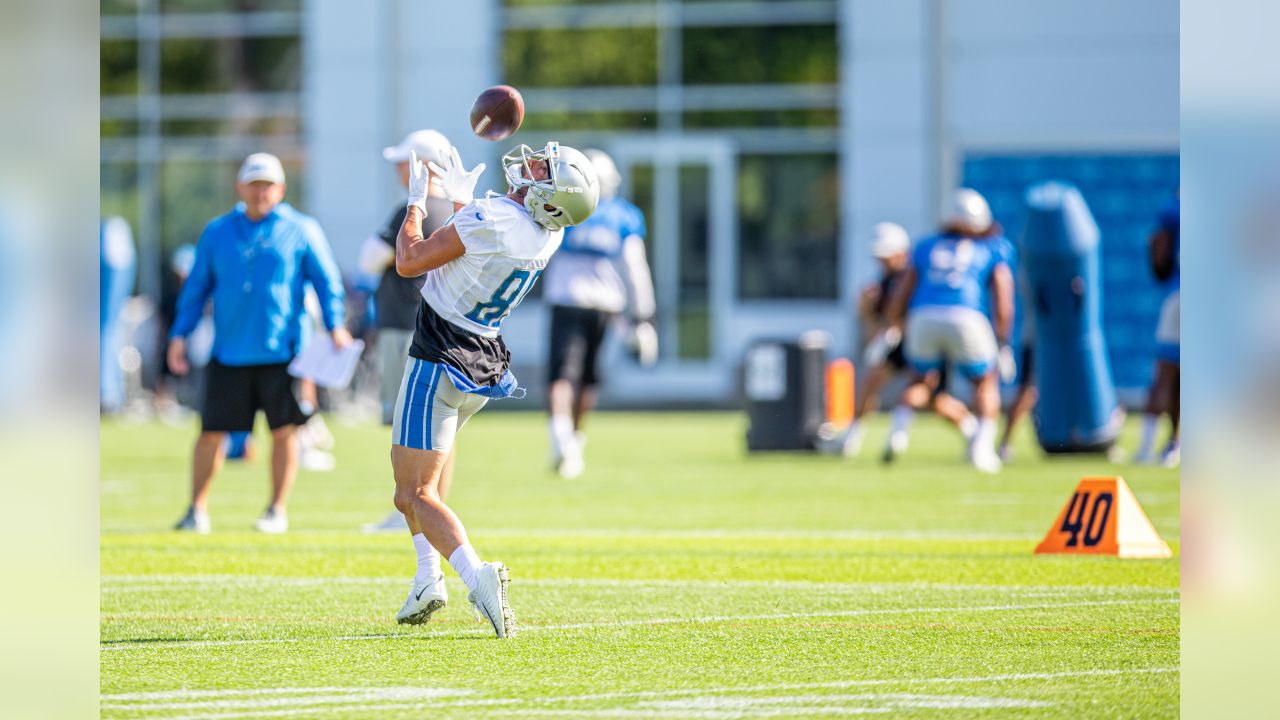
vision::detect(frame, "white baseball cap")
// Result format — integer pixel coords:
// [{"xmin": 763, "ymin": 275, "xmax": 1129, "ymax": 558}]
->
[
  {"xmin": 383, "ymin": 129, "xmax": 451, "ymax": 167},
  {"xmin": 238, "ymin": 152, "xmax": 286, "ymax": 185},
  {"xmin": 870, "ymin": 222, "xmax": 910, "ymax": 258}
]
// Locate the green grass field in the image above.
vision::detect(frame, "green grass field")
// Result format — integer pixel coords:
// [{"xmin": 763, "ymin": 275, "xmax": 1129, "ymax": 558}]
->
[{"xmin": 101, "ymin": 411, "xmax": 1179, "ymax": 719}]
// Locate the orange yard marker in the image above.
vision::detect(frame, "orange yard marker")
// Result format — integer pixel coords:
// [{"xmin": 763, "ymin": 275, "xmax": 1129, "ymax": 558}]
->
[
  {"xmin": 825, "ymin": 358, "xmax": 855, "ymax": 428},
  {"xmin": 1034, "ymin": 476, "xmax": 1172, "ymax": 558}
]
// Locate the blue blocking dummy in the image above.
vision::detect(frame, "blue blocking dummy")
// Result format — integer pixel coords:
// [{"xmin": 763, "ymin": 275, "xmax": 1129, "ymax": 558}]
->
[{"xmin": 1021, "ymin": 182, "xmax": 1122, "ymax": 453}]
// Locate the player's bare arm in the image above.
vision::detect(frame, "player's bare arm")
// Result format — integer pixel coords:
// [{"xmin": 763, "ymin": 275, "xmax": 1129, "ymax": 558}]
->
[
  {"xmin": 989, "ymin": 263, "xmax": 1014, "ymax": 344},
  {"xmin": 396, "ymin": 208, "xmax": 465, "ymax": 277},
  {"xmin": 1149, "ymin": 227, "xmax": 1175, "ymax": 281},
  {"xmin": 883, "ymin": 266, "xmax": 917, "ymax": 331}
]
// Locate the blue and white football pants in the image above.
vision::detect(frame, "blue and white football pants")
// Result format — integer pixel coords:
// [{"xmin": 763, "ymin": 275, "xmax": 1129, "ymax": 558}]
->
[{"xmin": 392, "ymin": 357, "xmax": 488, "ymax": 452}]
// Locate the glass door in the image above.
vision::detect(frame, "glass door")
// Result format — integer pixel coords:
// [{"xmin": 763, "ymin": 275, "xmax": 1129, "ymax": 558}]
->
[{"xmin": 609, "ymin": 136, "xmax": 736, "ymax": 367}]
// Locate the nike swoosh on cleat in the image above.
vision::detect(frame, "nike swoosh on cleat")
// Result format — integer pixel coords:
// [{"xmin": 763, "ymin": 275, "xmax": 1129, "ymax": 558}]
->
[{"xmin": 415, "ymin": 587, "xmax": 429, "ymax": 601}]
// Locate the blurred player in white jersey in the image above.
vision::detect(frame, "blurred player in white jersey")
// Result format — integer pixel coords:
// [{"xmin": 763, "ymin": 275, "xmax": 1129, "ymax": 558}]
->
[
  {"xmin": 389, "ymin": 141, "xmax": 599, "ymax": 637},
  {"xmin": 542, "ymin": 149, "xmax": 657, "ymax": 478},
  {"xmin": 879, "ymin": 189, "xmax": 1015, "ymax": 473}
]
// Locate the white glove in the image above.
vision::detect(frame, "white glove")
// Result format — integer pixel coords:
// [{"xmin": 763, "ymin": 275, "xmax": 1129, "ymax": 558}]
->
[
  {"xmin": 862, "ymin": 327, "xmax": 902, "ymax": 367},
  {"xmin": 998, "ymin": 344, "xmax": 1017, "ymax": 383},
  {"xmin": 428, "ymin": 146, "xmax": 486, "ymax": 206},
  {"xmin": 406, "ymin": 150, "xmax": 430, "ymax": 212},
  {"xmin": 629, "ymin": 321, "xmax": 659, "ymax": 367}
]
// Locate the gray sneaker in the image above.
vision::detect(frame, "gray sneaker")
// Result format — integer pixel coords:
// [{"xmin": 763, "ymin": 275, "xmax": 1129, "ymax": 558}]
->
[
  {"xmin": 467, "ymin": 562, "xmax": 516, "ymax": 638},
  {"xmin": 174, "ymin": 506, "xmax": 210, "ymax": 534}
]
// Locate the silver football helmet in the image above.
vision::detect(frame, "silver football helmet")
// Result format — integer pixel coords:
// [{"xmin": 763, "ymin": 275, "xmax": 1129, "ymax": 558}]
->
[
  {"xmin": 584, "ymin": 148, "xmax": 621, "ymax": 200},
  {"xmin": 501, "ymin": 141, "xmax": 600, "ymax": 230},
  {"xmin": 942, "ymin": 188, "xmax": 993, "ymax": 235}
]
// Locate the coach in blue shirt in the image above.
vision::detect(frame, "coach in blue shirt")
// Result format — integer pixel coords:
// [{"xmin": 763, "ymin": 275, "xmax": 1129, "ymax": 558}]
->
[{"xmin": 167, "ymin": 152, "xmax": 351, "ymax": 535}]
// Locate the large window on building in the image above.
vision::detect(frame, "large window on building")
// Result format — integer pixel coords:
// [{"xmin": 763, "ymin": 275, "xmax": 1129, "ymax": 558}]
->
[
  {"xmin": 738, "ymin": 154, "xmax": 840, "ymax": 299},
  {"xmin": 499, "ymin": 0, "xmax": 841, "ymax": 306},
  {"xmin": 100, "ymin": 0, "xmax": 304, "ymax": 299}
]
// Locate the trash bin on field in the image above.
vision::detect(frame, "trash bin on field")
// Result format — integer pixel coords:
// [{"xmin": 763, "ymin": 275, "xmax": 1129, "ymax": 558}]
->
[{"xmin": 744, "ymin": 331, "xmax": 829, "ymax": 451}]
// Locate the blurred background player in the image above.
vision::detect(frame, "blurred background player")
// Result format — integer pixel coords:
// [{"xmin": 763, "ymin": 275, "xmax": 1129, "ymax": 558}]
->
[
  {"xmin": 542, "ymin": 148, "xmax": 657, "ymax": 479},
  {"xmin": 1134, "ymin": 193, "xmax": 1180, "ymax": 466},
  {"xmin": 880, "ymin": 189, "xmax": 1014, "ymax": 473},
  {"xmin": 827, "ymin": 222, "xmax": 978, "ymax": 457},
  {"xmin": 100, "ymin": 216, "xmax": 136, "ymax": 415},
  {"xmin": 388, "ymin": 141, "xmax": 598, "ymax": 637},
  {"xmin": 997, "ymin": 231, "xmax": 1038, "ymax": 462},
  {"xmin": 168, "ymin": 153, "xmax": 351, "ymax": 534},
  {"xmin": 360, "ymin": 129, "xmax": 455, "ymax": 532}
]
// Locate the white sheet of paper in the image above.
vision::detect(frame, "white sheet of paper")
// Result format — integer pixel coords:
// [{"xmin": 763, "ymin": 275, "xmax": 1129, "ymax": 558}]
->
[{"xmin": 288, "ymin": 336, "xmax": 365, "ymax": 389}]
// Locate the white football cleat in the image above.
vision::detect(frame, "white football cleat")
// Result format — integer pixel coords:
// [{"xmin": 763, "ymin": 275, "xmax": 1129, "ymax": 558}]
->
[
  {"xmin": 882, "ymin": 431, "xmax": 908, "ymax": 464},
  {"xmin": 396, "ymin": 574, "xmax": 447, "ymax": 625},
  {"xmin": 467, "ymin": 562, "xmax": 516, "ymax": 638},
  {"xmin": 174, "ymin": 506, "xmax": 210, "ymax": 534},
  {"xmin": 839, "ymin": 423, "xmax": 866, "ymax": 458},
  {"xmin": 361, "ymin": 511, "xmax": 409, "ymax": 534},
  {"xmin": 557, "ymin": 451, "xmax": 585, "ymax": 480},
  {"xmin": 254, "ymin": 507, "xmax": 288, "ymax": 534},
  {"xmin": 1160, "ymin": 442, "xmax": 1180, "ymax": 468},
  {"xmin": 971, "ymin": 449, "xmax": 1003, "ymax": 474}
]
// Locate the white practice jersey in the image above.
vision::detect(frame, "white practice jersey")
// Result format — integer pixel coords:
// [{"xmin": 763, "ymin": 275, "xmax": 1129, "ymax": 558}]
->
[{"xmin": 419, "ymin": 195, "xmax": 562, "ymax": 338}]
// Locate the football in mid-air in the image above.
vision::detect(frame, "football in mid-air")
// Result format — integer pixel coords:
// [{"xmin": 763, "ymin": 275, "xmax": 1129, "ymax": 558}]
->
[{"xmin": 470, "ymin": 85, "xmax": 525, "ymax": 141}]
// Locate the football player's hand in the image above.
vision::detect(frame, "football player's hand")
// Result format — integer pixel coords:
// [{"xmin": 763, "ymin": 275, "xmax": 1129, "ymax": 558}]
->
[
  {"xmin": 629, "ymin": 321, "xmax": 659, "ymax": 367},
  {"xmin": 406, "ymin": 150, "xmax": 430, "ymax": 212},
  {"xmin": 167, "ymin": 338, "xmax": 189, "ymax": 376},
  {"xmin": 862, "ymin": 327, "xmax": 901, "ymax": 367},
  {"xmin": 998, "ymin": 344, "xmax": 1017, "ymax": 383},
  {"xmin": 428, "ymin": 146, "xmax": 486, "ymax": 206},
  {"xmin": 331, "ymin": 326, "xmax": 353, "ymax": 349}
]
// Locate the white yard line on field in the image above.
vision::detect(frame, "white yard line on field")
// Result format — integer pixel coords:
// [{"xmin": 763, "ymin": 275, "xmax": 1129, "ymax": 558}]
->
[
  {"xmin": 100, "ymin": 598, "xmax": 1177, "ymax": 652},
  {"xmin": 100, "ymin": 574, "xmax": 1180, "ymax": 596},
  {"xmin": 102, "ymin": 527, "xmax": 1049, "ymax": 541},
  {"xmin": 100, "ymin": 668, "xmax": 1177, "ymax": 720}
]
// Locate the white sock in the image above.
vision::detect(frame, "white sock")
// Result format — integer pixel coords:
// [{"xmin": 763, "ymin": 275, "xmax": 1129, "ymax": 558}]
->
[
  {"xmin": 890, "ymin": 406, "xmax": 914, "ymax": 437},
  {"xmin": 412, "ymin": 533, "xmax": 441, "ymax": 587},
  {"xmin": 958, "ymin": 413, "xmax": 979, "ymax": 441},
  {"xmin": 550, "ymin": 415, "xmax": 576, "ymax": 457},
  {"xmin": 1137, "ymin": 414, "xmax": 1159, "ymax": 457},
  {"xmin": 448, "ymin": 543, "xmax": 483, "ymax": 592},
  {"xmin": 845, "ymin": 419, "xmax": 863, "ymax": 439},
  {"xmin": 974, "ymin": 417, "xmax": 998, "ymax": 456}
]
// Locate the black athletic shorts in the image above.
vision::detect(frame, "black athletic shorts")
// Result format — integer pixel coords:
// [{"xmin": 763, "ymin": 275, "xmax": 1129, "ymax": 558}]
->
[
  {"xmin": 1020, "ymin": 344, "xmax": 1036, "ymax": 388},
  {"xmin": 886, "ymin": 343, "xmax": 908, "ymax": 372},
  {"xmin": 201, "ymin": 360, "xmax": 310, "ymax": 432},
  {"xmin": 547, "ymin": 305, "xmax": 613, "ymax": 387}
]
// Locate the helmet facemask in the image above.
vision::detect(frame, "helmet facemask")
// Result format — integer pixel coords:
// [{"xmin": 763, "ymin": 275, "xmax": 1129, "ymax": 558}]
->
[{"xmin": 502, "ymin": 141, "xmax": 599, "ymax": 230}]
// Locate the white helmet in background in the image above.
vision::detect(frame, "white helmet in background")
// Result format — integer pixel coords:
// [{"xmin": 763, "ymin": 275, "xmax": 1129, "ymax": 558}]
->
[
  {"xmin": 585, "ymin": 148, "xmax": 621, "ymax": 200},
  {"xmin": 382, "ymin": 129, "xmax": 451, "ymax": 169},
  {"xmin": 502, "ymin": 141, "xmax": 600, "ymax": 230},
  {"xmin": 942, "ymin": 188, "xmax": 993, "ymax": 235},
  {"xmin": 870, "ymin": 222, "xmax": 910, "ymax": 258}
]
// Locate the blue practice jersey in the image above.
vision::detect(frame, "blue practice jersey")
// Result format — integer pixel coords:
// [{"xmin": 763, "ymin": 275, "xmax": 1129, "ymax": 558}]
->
[
  {"xmin": 908, "ymin": 233, "xmax": 1009, "ymax": 314},
  {"xmin": 559, "ymin": 197, "xmax": 646, "ymax": 259},
  {"xmin": 544, "ymin": 196, "xmax": 655, "ymax": 315}
]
